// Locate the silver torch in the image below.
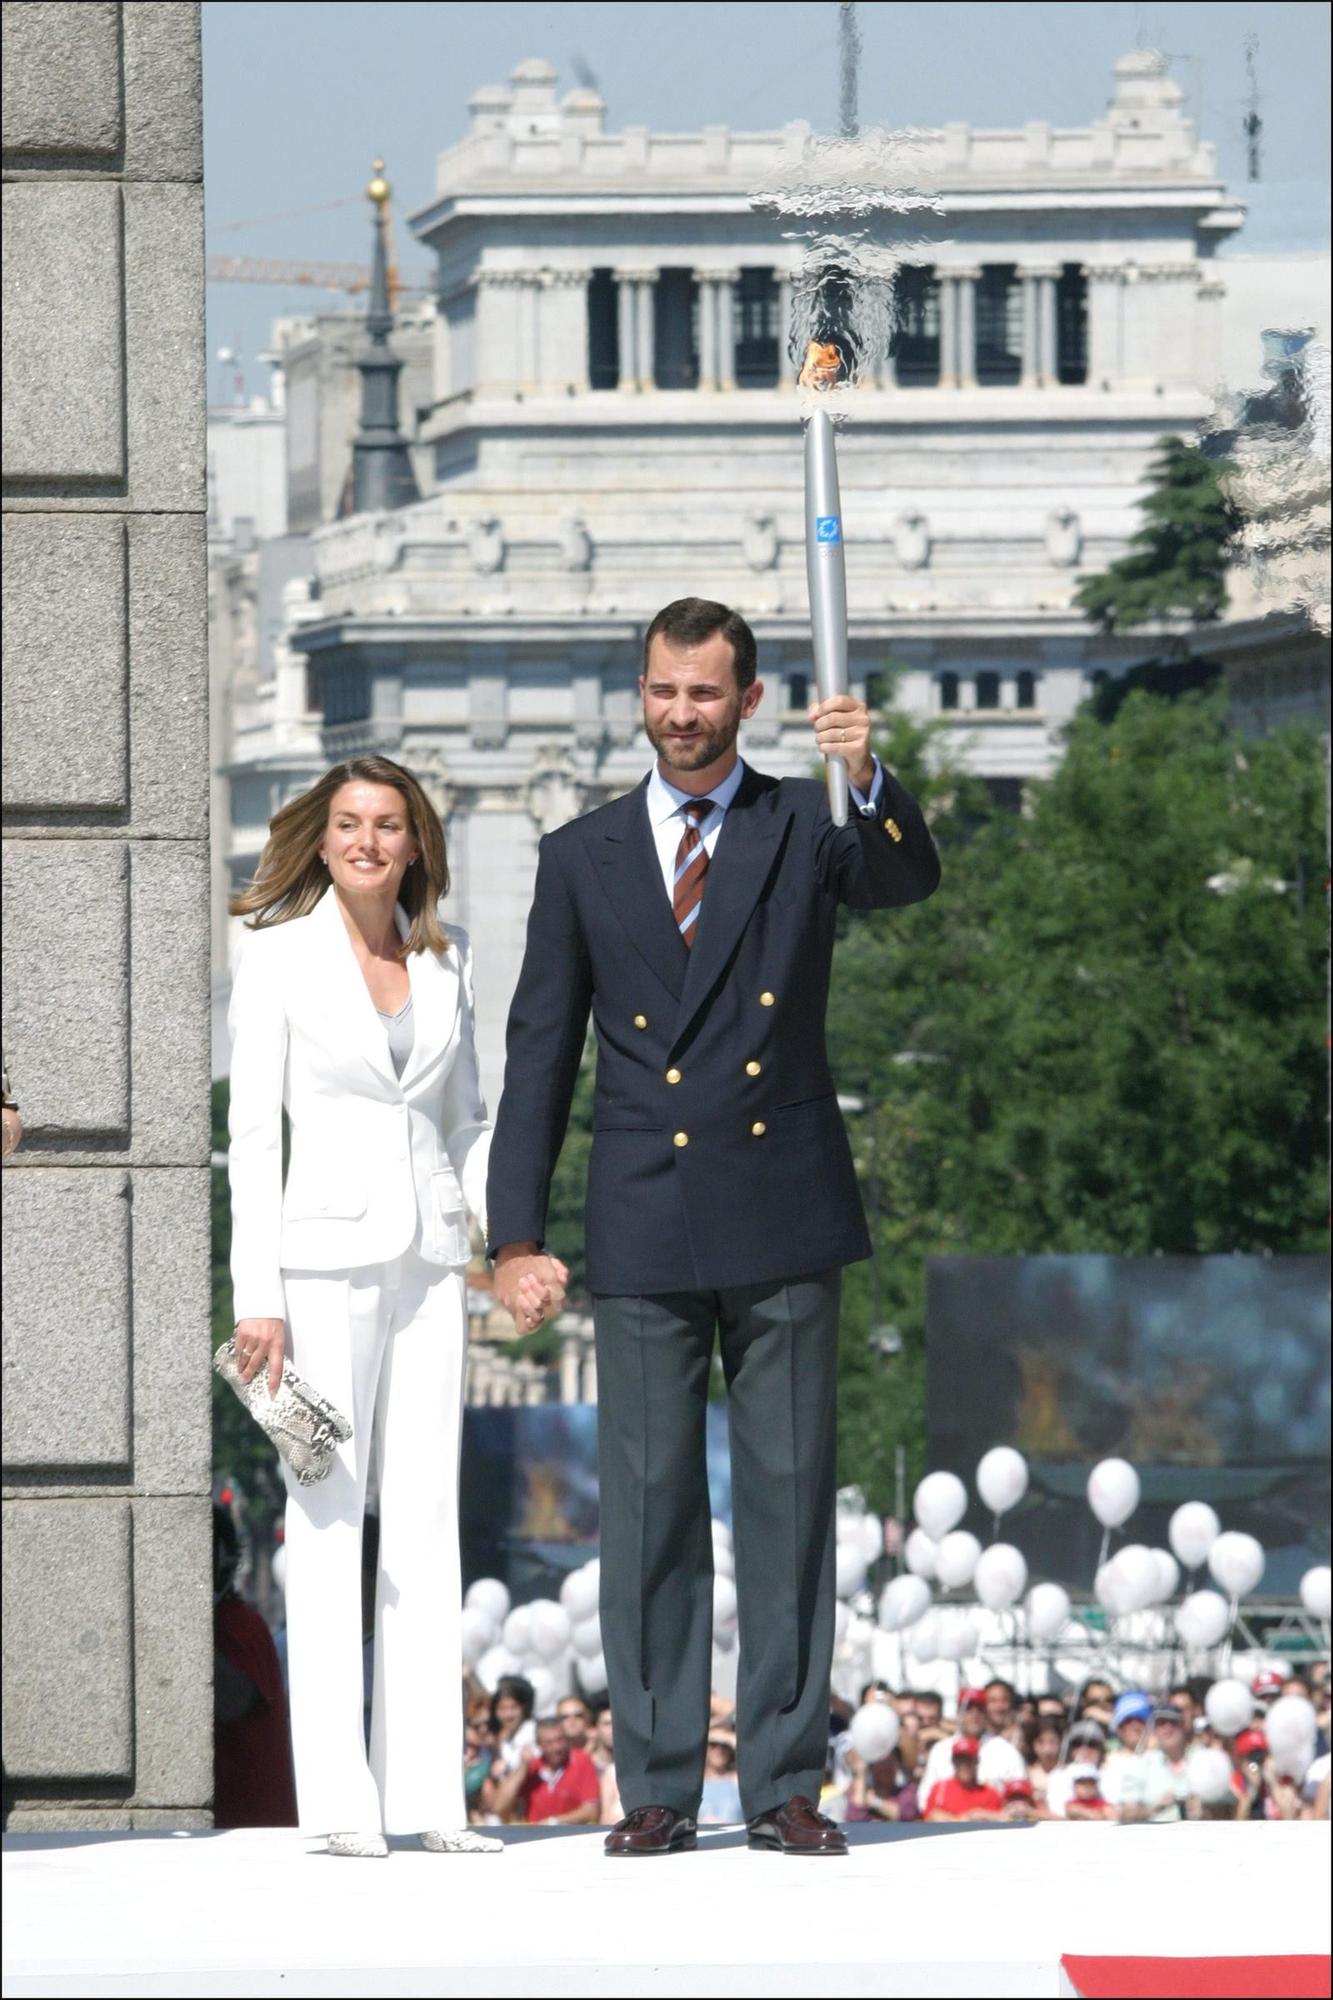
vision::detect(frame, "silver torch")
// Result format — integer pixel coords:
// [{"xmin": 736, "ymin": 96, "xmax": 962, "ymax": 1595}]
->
[{"xmin": 803, "ymin": 401, "xmax": 850, "ymax": 827}]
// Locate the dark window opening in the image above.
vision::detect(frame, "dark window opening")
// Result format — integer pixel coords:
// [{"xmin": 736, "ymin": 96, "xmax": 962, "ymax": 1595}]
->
[
  {"xmin": 808, "ymin": 264, "xmax": 861, "ymax": 382},
  {"xmin": 1057, "ymin": 264, "xmax": 1088, "ymax": 385},
  {"xmin": 1016, "ymin": 670, "xmax": 1037, "ymax": 710},
  {"xmin": 320, "ymin": 662, "xmax": 369, "ymax": 726},
  {"xmin": 588, "ymin": 268, "xmax": 619, "ymax": 390},
  {"xmin": 736, "ymin": 268, "xmax": 780, "ymax": 388},
  {"xmin": 939, "ymin": 671, "xmax": 960, "ymax": 711},
  {"xmin": 985, "ymin": 778, "xmax": 1024, "ymax": 813},
  {"xmin": 976, "ymin": 267, "xmax": 1022, "ymax": 387},
  {"xmin": 304, "ymin": 663, "xmax": 322, "ymax": 715},
  {"xmin": 786, "ymin": 671, "xmax": 809, "ymax": 712},
  {"xmin": 655, "ymin": 269, "xmax": 699, "ymax": 390},
  {"xmin": 864, "ymin": 670, "xmax": 888, "ymax": 711},
  {"xmin": 975, "ymin": 670, "xmax": 1001, "ymax": 710},
  {"xmin": 893, "ymin": 267, "xmax": 940, "ymax": 387}
]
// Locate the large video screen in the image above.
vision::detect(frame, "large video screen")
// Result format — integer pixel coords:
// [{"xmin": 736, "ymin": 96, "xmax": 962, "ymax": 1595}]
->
[{"xmin": 925, "ymin": 1255, "xmax": 1330, "ymax": 1596}]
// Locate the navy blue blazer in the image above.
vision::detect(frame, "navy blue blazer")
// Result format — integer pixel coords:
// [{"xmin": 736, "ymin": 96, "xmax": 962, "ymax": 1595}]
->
[{"xmin": 487, "ymin": 762, "xmax": 941, "ymax": 1295}]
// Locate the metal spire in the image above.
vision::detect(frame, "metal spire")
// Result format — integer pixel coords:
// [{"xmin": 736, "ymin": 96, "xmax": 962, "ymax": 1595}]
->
[{"xmin": 347, "ymin": 159, "xmax": 419, "ymax": 517}]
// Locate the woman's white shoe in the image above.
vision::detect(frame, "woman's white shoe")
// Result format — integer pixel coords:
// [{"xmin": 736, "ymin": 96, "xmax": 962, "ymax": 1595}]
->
[
  {"xmin": 417, "ymin": 1828, "xmax": 503, "ymax": 1854},
  {"xmin": 326, "ymin": 1831, "xmax": 389, "ymax": 1858}
]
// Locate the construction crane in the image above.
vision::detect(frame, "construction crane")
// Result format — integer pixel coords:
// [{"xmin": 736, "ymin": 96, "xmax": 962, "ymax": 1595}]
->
[{"xmin": 206, "ymin": 254, "xmax": 431, "ymax": 308}]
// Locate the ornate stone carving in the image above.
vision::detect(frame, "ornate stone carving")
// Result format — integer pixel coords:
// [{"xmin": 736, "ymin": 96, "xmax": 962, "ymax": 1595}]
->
[
  {"xmin": 468, "ymin": 517, "xmax": 505, "ymax": 574},
  {"xmin": 525, "ymin": 744, "xmax": 585, "ymax": 834},
  {"xmin": 1044, "ymin": 507, "xmax": 1082, "ymax": 567},
  {"xmin": 558, "ymin": 516, "xmax": 592, "ymax": 571},
  {"xmin": 404, "ymin": 743, "xmax": 454, "ymax": 821},
  {"xmin": 742, "ymin": 514, "xmax": 779, "ymax": 572},
  {"xmin": 894, "ymin": 512, "xmax": 931, "ymax": 570},
  {"xmin": 373, "ymin": 516, "xmax": 406, "ymax": 573}
]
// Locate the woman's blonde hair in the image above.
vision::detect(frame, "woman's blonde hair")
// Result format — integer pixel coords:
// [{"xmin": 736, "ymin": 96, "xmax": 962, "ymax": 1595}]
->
[{"xmin": 229, "ymin": 756, "xmax": 450, "ymax": 959}]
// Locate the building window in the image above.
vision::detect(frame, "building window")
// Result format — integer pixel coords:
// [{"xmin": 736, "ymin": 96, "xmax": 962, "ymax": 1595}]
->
[
  {"xmin": 985, "ymin": 778, "xmax": 1024, "ymax": 813},
  {"xmin": 975, "ymin": 670, "xmax": 1001, "ymax": 709},
  {"xmin": 304, "ymin": 663, "xmax": 322, "ymax": 716},
  {"xmin": 1057, "ymin": 265, "xmax": 1088, "ymax": 385},
  {"xmin": 588, "ymin": 269, "xmax": 619, "ymax": 389},
  {"xmin": 939, "ymin": 670, "xmax": 960, "ymax": 711},
  {"xmin": 894, "ymin": 267, "xmax": 940, "ymax": 387},
  {"xmin": 976, "ymin": 267, "xmax": 1022, "ymax": 386},
  {"xmin": 320, "ymin": 661, "xmax": 369, "ymax": 726},
  {"xmin": 864, "ymin": 670, "xmax": 887, "ymax": 711},
  {"xmin": 735, "ymin": 268, "xmax": 780, "ymax": 388},
  {"xmin": 1016, "ymin": 670, "xmax": 1037, "ymax": 710},
  {"xmin": 787, "ymin": 671, "xmax": 809, "ymax": 712},
  {"xmin": 656, "ymin": 269, "xmax": 699, "ymax": 390}
]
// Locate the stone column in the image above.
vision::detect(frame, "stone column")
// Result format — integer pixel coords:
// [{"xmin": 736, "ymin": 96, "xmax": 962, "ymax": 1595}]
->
[
  {"xmin": 559, "ymin": 1326, "xmax": 582, "ymax": 1405},
  {"xmin": 615, "ymin": 271, "xmax": 637, "ymax": 391},
  {"xmin": 545, "ymin": 268, "xmax": 591, "ymax": 393},
  {"xmin": 777, "ymin": 272, "xmax": 797, "ymax": 386},
  {"xmin": 954, "ymin": 268, "xmax": 980, "ymax": 389},
  {"xmin": 580, "ymin": 1335, "xmax": 598, "ymax": 1405},
  {"xmin": 1032, "ymin": 268, "xmax": 1061, "ymax": 386},
  {"xmin": 1085, "ymin": 264, "xmax": 1123, "ymax": 389},
  {"xmin": 2, "ymin": 2, "xmax": 213, "ymax": 1832},
  {"xmin": 634, "ymin": 273, "xmax": 656, "ymax": 391},
  {"xmin": 696, "ymin": 273, "xmax": 718, "ymax": 390},
  {"xmin": 1019, "ymin": 271, "xmax": 1041, "ymax": 387},
  {"xmin": 938, "ymin": 273, "xmax": 959, "ymax": 388},
  {"xmin": 715, "ymin": 270, "xmax": 738, "ymax": 391}
]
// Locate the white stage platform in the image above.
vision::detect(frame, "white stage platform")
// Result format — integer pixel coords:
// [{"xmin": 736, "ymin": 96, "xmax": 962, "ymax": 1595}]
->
[{"xmin": 3, "ymin": 1820, "xmax": 1329, "ymax": 1999}]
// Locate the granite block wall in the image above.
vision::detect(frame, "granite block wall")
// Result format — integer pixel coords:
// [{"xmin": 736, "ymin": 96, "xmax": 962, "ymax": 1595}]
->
[{"xmin": 1, "ymin": 1, "xmax": 212, "ymax": 1830}]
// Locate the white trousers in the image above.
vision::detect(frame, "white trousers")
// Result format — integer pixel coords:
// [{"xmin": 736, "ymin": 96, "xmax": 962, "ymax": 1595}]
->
[{"xmin": 282, "ymin": 1249, "xmax": 468, "ymax": 1835}]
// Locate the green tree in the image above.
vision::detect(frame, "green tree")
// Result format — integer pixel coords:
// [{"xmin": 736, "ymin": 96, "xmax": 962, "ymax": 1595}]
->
[{"xmin": 1074, "ymin": 435, "xmax": 1240, "ymax": 636}]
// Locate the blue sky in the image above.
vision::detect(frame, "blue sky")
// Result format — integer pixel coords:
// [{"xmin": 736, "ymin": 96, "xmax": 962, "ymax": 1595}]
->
[{"xmin": 203, "ymin": 0, "xmax": 1330, "ymax": 397}]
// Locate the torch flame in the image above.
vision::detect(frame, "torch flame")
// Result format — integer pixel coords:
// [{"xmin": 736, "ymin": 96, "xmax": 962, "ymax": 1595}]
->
[{"xmin": 799, "ymin": 340, "xmax": 843, "ymax": 390}]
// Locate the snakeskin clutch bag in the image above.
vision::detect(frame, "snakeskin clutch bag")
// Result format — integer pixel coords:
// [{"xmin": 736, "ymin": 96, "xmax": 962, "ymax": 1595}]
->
[{"xmin": 213, "ymin": 1340, "xmax": 352, "ymax": 1486}]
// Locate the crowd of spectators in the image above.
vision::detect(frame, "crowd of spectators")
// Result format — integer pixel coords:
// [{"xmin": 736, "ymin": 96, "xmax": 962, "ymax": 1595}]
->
[{"xmin": 455, "ymin": 1663, "xmax": 1331, "ymax": 1830}]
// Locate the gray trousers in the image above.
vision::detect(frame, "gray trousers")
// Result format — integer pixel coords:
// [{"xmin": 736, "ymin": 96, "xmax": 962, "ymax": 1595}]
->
[{"xmin": 592, "ymin": 1270, "xmax": 840, "ymax": 1821}]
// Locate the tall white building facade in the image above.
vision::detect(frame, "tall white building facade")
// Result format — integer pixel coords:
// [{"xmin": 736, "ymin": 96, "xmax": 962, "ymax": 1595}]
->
[{"xmin": 217, "ymin": 51, "xmax": 1323, "ymax": 1106}]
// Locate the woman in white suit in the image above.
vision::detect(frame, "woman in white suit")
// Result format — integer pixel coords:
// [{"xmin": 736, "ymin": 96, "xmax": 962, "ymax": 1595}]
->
[{"xmin": 228, "ymin": 755, "xmax": 563, "ymax": 1858}]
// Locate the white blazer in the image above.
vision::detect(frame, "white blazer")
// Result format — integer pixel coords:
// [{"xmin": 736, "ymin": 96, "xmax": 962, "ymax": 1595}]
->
[{"xmin": 227, "ymin": 886, "xmax": 491, "ymax": 1323}]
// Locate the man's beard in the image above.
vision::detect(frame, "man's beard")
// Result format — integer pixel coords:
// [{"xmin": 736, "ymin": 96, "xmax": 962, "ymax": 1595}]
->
[{"xmin": 644, "ymin": 703, "xmax": 742, "ymax": 773}]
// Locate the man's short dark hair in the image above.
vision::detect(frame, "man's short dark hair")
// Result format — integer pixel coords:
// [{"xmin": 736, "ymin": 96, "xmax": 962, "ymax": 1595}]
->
[{"xmin": 643, "ymin": 597, "xmax": 758, "ymax": 690}]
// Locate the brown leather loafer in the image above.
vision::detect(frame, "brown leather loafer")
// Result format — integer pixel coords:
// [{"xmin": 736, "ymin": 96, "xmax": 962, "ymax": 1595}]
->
[
  {"xmin": 746, "ymin": 1795, "xmax": 848, "ymax": 1855},
  {"xmin": 604, "ymin": 1806, "xmax": 698, "ymax": 1856}
]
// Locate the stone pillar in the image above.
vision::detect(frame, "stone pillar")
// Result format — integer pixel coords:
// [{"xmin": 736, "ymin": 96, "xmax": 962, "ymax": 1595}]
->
[
  {"xmin": 2, "ymin": 2, "xmax": 213, "ymax": 1832},
  {"xmin": 954, "ymin": 268, "xmax": 980, "ymax": 389},
  {"xmin": 938, "ymin": 274, "xmax": 959, "ymax": 388},
  {"xmin": 615, "ymin": 272, "xmax": 637, "ymax": 391},
  {"xmin": 546, "ymin": 268, "xmax": 591, "ymax": 392},
  {"xmin": 715, "ymin": 271, "xmax": 738, "ymax": 391},
  {"xmin": 777, "ymin": 272, "xmax": 797, "ymax": 386},
  {"xmin": 696, "ymin": 274, "xmax": 718, "ymax": 389},
  {"xmin": 1085, "ymin": 264, "xmax": 1123, "ymax": 389},
  {"xmin": 1032, "ymin": 268, "xmax": 1060, "ymax": 386},
  {"xmin": 634, "ymin": 273, "xmax": 656, "ymax": 391},
  {"xmin": 559, "ymin": 1326, "xmax": 582, "ymax": 1405},
  {"xmin": 1019, "ymin": 271, "xmax": 1041, "ymax": 387}
]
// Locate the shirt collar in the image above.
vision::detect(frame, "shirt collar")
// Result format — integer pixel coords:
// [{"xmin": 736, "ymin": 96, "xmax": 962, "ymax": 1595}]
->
[{"xmin": 646, "ymin": 757, "xmax": 746, "ymax": 829}]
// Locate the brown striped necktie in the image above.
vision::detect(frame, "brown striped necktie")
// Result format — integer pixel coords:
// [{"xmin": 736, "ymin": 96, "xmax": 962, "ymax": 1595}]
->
[{"xmin": 672, "ymin": 799, "xmax": 715, "ymax": 947}]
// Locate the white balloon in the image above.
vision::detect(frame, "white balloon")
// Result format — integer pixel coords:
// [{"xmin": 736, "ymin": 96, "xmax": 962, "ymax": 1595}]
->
[
  {"xmin": 1187, "ymin": 1746, "xmax": 1236, "ymax": 1806},
  {"xmin": 935, "ymin": 1611, "xmax": 979, "ymax": 1662},
  {"xmin": 559, "ymin": 1565, "xmax": 600, "ymax": 1623},
  {"xmin": 848, "ymin": 1701, "xmax": 900, "ymax": 1762},
  {"xmin": 833, "ymin": 1600, "xmax": 851, "ymax": 1648},
  {"xmin": 465, "ymin": 1577, "xmax": 511, "ymax": 1626},
  {"xmin": 1204, "ymin": 1678, "xmax": 1256, "ymax": 1737},
  {"xmin": 571, "ymin": 1614, "xmax": 603, "ymax": 1661},
  {"xmin": 1265, "ymin": 1694, "xmax": 1317, "ymax": 1755},
  {"xmin": 907, "ymin": 1611, "xmax": 939, "ymax": 1663},
  {"xmin": 460, "ymin": 1606, "xmax": 496, "ymax": 1667},
  {"xmin": 502, "ymin": 1606, "xmax": 533, "ymax": 1656},
  {"xmin": 904, "ymin": 1529, "xmax": 938, "ymax": 1579},
  {"xmin": 835, "ymin": 1544, "xmax": 868, "ymax": 1600},
  {"xmin": 935, "ymin": 1530, "xmax": 981, "ymax": 1591},
  {"xmin": 1208, "ymin": 1531, "xmax": 1265, "ymax": 1600},
  {"xmin": 1168, "ymin": 1502, "xmax": 1221, "ymax": 1571},
  {"xmin": 1087, "ymin": 1458, "xmax": 1140, "ymax": 1529},
  {"xmin": 1025, "ymin": 1581, "xmax": 1071, "ymax": 1642},
  {"xmin": 878, "ymin": 1574, "xmax": 931, "ymax": 1632},
  {"xmin": 475, "ymin": 1643, "xmax": 523, "ymax": 1693},
  {"xmin": 976, "ymin": 1447, "xmax": 1028, "ymax": 1517},
  {"xmin": 1271, "ymin": 1736, "xmax": 1314, "ymax": 1781},
  {"xmin": 1175, "ymin": 1589, "xmax": 1231, "ymax": 1649},
  {"xmin": 1109, "ymin": 1544, "xmax": 1159, "ymax": 1615},
  {"xmin": 711, "ymin": 1517, "xmax": 733, "ymax": 1550},
  {"xmin": 914, "ymin": 1471, "xmax": 967, "ymax": 1541},
  {"xmin": 1149, "ymin": 1549, "xmax": 1180, "ymax": 1604},
  {"xmin": 973, "ymin": 1543, "xmax": 1028, "ymax": 1611},
  {"xmin": 1300, "ymin": 1565, "xmax": 1332, "ymax": 1620},
  {"xmin": 713, "ymin": 1573, "xmax": 738, "ymax": 1631},
  {"xmin": 527, "ymin": 1599, "xmax": 572, "ymax": 1661},
  {"xmin": 575, "ymin": 1651, "xmax": 608, "ymax": 1696},
  {"xmin": 713, "ymin": 1542, "xmax": 735, "ymax": 1579},
  {"xmin": 526, "ymin": 1665, "xmax": 557, "ymax": 1714},
  {"xmin": 858, "ymin": 1513, "xmax": 886, "ymax": 1563},
  {"xmin": 1094, "ymin": 1562, "xmax": 1120, "ymax": 1613},
  {"xmin": 270, "ymin": 1545, "xmax": 287, "ymax": 1596}
]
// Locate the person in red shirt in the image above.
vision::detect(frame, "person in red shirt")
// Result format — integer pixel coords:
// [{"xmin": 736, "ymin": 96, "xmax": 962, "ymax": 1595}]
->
[
  {"xmin": 922, "ymin": 1739, "xmax": 1004, "ymax": 1822},
  {"xmin": 213, "ymin": 1504, "xmax": 298, "ymax": 1829},
  {"xmin": 1065, "ymin": 1770, "xmax": 1116, "ymax": 1821},
  {"xmin": 490, "ymin": 1716, "xmax": 601, "ymax": 1826}
]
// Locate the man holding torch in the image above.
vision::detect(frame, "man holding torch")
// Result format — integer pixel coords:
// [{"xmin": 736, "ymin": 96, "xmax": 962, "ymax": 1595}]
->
[{"xmin": 487, "ymin": 593, "xmax": 938, "ymax": 1855}]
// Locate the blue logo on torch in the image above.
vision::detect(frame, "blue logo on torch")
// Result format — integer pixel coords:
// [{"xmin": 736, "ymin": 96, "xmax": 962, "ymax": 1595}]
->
[{"xmin": 815, "ymin": 516, "xmax": 842, "ymax": 544}]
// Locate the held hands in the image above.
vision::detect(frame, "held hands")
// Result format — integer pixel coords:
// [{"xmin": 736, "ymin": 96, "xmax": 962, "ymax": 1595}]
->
[
  {"xmin": 492, "ymin": 1244, "xmax": 570, "ymax": 1333},
  {"xmin": 808, "ymin": 694, "xmax": 874, "ymax": 795},
  {"xmin": 234, "ymin": 1317, "xmax": 285, "ymax": 1396}
]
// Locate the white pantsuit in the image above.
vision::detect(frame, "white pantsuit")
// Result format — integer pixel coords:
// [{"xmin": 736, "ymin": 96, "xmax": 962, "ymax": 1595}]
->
[{"xmin": 228, "ymin": 887, "xmax": 490, "ymax": 1835}]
